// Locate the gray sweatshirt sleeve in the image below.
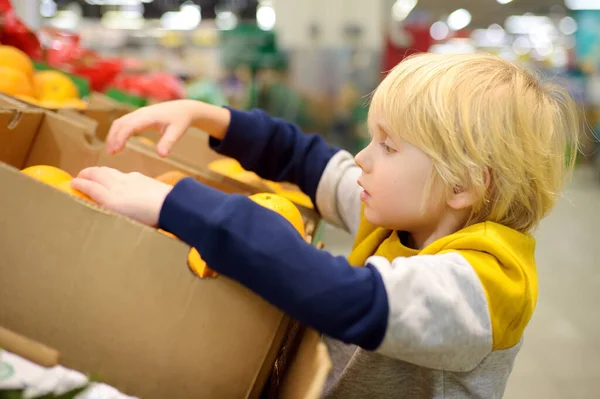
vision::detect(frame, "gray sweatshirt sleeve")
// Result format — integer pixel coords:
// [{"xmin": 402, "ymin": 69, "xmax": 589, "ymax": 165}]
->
[
  {"xmin": 315, "ymin": 150, "xmax": 362, "ymax": 235},
  {"xmin": 368, "ymin": 253, "xmax": 493, "ymax": 372}
]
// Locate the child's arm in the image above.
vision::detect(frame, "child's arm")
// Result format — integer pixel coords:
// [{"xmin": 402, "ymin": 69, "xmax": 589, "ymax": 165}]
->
[
  {"xmin": 212, "ymin": 108, "xmax": 363, "ymax": 234},
  {"xmin": 160, "ymin": 178, "xmax": 498, "ymax": 372},
  {"xmin": 107, "ymin": 102, "xmax": 362, "ymax": 234}
]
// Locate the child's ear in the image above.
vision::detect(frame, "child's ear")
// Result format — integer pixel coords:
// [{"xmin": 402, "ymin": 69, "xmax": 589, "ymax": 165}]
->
[
  {"xmin": 447, "ymin": 186, "xmax": 474, "ymax": 210},
  {"xmin": 447, "ymin": 169, "xmax": 491, "ymax": 210}
]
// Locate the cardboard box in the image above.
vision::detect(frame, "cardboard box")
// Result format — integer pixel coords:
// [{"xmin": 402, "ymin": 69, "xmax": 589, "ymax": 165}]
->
[
  {"xmin": 0, "ymin": 108, "xmax": 331, "ymax": 398},
  {"xmin": 0, "ymin": 92, "xmax": 131, "ymax": 143}
]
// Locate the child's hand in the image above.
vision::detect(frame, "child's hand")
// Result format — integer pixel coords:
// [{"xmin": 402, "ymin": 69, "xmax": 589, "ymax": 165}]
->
[
  {"xmin": 106, "ymin": 100, "xmax": 196, "ymax": 157},
  {"xmin": 71, "ymin": 167, "xmax": 173, "ymax": 227}
]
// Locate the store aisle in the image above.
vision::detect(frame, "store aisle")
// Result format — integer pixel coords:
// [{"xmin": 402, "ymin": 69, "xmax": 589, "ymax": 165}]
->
[{"xmin": 321, "ymin": 165, "xmax": 600, "ymax": 399}]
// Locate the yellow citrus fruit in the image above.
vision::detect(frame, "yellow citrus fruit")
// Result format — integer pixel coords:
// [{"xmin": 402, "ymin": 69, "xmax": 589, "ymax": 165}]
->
[
  {"xmin": 231, "ymin": 170, "xmax": 264, "ymax": 186},
  {"xmin": 15, "ymin": 94, "xmax": 42, "ymax": 106},
  {"xmin": 33, "ymin": 70, "xmax": 79, "ymax": 102},
  {"xmin": 54, "ymin": 180, "xmax": 94, "ymax": 202},
  {"xmin": 21, "ymin": 165, "xmax": 73, "ymax": 185},
  {"xmin": 208, "ymin": 158, "xmax": 246, "ymax": 176},
  {"xmin": 59, "ymin": 98, "xmax": 88, "ymax": 110},
  {"xmin": 0, "ymin": 46, "xmax": 34, "ymax": 79},
  {"xmin": 157, "ymin": 229, "xmax": 217, "ymax": 279},
  {"xmin": 158, "ymin": 229, "xmax": 178, "ymax": 239},
  {"xmin": 249, "ymin": 193, "xmax": 306, "ymax": 237},
  {"xmin": 134, "ymin": 136, "xmax": 155, "ymax": 147},
  {"xmin": 188, "ymin": 248, "xmax": 218, "ymax": 278},
  {"xmin": 264, "ymin": 180, "xmax": 284, "ymax": 192},
  {"xmin": 278, "ymin": 189, "xmax": 314, "ymax": 209},
  {"xmin": 0, "ymin": 66, "xmax": 34, "ymax": 97},
  {"xmin": 155, "ymin": 170, "xmax": 190, "ymax": 186}
]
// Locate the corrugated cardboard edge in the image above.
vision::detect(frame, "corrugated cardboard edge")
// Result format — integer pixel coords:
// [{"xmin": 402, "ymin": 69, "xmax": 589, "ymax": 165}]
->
[
  {"xmin": 279, "ymin": 329, "xmax": 332, "ymax": 399},
  {"xmin": 246, "ymin": 315, "xmax": 291, "ymax": 399}
]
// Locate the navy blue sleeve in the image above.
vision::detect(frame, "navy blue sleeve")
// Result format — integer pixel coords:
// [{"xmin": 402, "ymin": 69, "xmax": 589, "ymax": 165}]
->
[
  {"xmin": 209, "ymin": 108, "xmax": 340, "ymax": 211},
  {"xmin": 158, "ymin": 177, "xmax": 389, "ymax": 350}
]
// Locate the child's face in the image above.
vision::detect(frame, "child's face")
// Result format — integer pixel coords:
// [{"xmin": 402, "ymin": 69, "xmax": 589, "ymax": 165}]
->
[{"xmin": 354, "ymin": 119, "xmax": 445, "ymax": 233}]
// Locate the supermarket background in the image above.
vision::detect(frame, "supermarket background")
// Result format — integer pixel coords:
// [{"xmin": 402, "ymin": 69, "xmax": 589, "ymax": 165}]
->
[{"xmin": 4, "ymin": 0, "xmax": 600, "ymax": 397}]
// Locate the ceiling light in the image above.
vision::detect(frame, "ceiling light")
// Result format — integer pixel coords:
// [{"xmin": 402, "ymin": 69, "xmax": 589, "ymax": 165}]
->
[
  {"xmin": 486, "ymin": 23, "xmax": 506, "ymax": 44},
  {"xmin": 497, "ymin": 0, "xmax": 513, "ymax": 4},
  {"xmin": 505, "ymin": 15, "xmax": 553, "ymax": 34},
  {"xmin": 216, "ymin": 11, "xmax": 238, "ymax": 31},
  {"xmin": 535, "ymin": 44, "xmax": 554, "ymax": 57},
  {"xmin": 430, "ymin": 21, "xmax": 449, "ymax": 40},
  {"xmin": 559, "ymin": 16, "xmax": 578, "ymax": 34},
  {"xmin": 447, "ymin": 9, "xmax": 472, "ymax": 31},
  {"xmin": 565, "ymin": 0, "xmax": 600, "ymax": 10},
  {"xmin": 160, "ymin": 3, "xmax": 201, "ymax": 31},
  {"xmin": 392, "ymin": 0, "xmax": 418, "ymax": 22},
  {"xmin": 40, "ymin": 0, "xmax": 57, "ymax": 18},
  {"xmin": 512, "ymin": 36, "xmax": 532, "ymax": 55},
  {"xmin": 257, "ymin": 5, "xmax": 276, "ymax": 31}
]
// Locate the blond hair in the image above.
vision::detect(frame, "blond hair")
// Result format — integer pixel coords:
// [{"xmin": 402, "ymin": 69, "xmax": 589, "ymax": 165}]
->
[{"xmin": 369, "ymin": 53, "xmax": 581, "ymax": 232}]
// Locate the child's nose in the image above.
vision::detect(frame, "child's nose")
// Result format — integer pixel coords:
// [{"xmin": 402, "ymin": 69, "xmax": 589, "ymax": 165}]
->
[{"xmin": 354, "ymin": 147, "xmax": 371, "ymax": 173}]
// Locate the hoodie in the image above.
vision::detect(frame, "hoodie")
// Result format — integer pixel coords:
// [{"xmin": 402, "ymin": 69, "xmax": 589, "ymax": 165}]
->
[{"xmin": 158, "ymin": 108, "xmax": 538, "ymax": 398}]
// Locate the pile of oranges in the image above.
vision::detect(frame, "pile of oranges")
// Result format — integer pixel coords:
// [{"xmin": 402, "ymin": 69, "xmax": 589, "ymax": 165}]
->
[
  {"xmin": 155, "ymin": 170, "xmax": 307, "ymax": 279},
  {"xmin": 21, "ymin": 165, "xmax": 92, "ymax": 201},
  {"xmin": 0, "ymin": 45, "xmax": 87, "ymax": 109},
  {"xmin": 208, "ymin": 158, "xmax": 314, "ymax": 209}
]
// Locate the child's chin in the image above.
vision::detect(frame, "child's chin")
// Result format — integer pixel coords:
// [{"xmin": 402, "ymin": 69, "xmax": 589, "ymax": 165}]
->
[{"xmin": 363, "ymin": 208, "xmax": 382, "ymax": 226}]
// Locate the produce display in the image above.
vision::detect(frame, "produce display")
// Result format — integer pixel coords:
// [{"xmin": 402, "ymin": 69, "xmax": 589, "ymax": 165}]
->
[
  {"xmin": 208, "ymin": 158, "xmax": 314, "ymax": 209},
  {"xmin": 0, "ymin": 4, "xmax": 329, "ymax": 397},
  {"xmin": 0, "ymin": 44, "xmax": 88, "ymax": 109}
]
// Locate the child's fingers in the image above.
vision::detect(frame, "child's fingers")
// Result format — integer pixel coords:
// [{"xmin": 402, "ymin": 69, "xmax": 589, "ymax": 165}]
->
[
  {"xmin": 156, "ymin": 123, "xmax": 185, "ymax": 158},
  {"xmin": 107, "ymin": 115, "xmax": 157, "ymax": 154},
  {"xmin": 77, "ymin": 167, "xmax": 121, "ymax": 187},
  {"xmin": 106, "ymin": 116, "xmax": 131, "ymax": 154},
  {"xmin": 71, "ymin": 178, "xmax": 110, "ymax": 205}
]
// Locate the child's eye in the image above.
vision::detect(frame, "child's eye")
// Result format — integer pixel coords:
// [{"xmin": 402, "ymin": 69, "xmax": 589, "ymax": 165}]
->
[{"xmin": 380, "ymin": 142, "xmax": 395, "ymax": 154}]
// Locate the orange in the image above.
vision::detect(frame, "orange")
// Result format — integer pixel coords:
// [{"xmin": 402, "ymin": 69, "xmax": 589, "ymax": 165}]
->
[
  {"xmin": 157, "ymin": 229, "xmax": 178, "ymax": 240},
  {"xmin": 277, "ymin": 189, "xmax": 314, "ymax": 209},
  {"xmin": 249, "ymin": 193, "xmax": 306, "ymax": 237},
  {"xmin": 231, "ymin": 170, "xmax": 264, "ymax": 186},
  {"xmin": 156, "ymin": 229, "xmax": 217, "ymax": 279},
  {"xmin": 155, "ymin": 170, "xmax": 190, "ymax": 186},
  {"xmin": 59, "ymin": 98, "xmax": 88, "ymax": 110},
  {"xmin": 264, "ymin": 180, "xmax": 284, "ymax": 192},
  {"xmin": 0, "ymin": 67, "xmax": 34, "ymax": 97},
  {"xmin": 263, "ymin": 181, "xmax": 314, "ymax": 209},
  {"xmin": 54, "ymin": 180, "xmax": 94, "ymax": 202},
  {"xmin": 208, "ymin": 158, "xmax": 246, "ymax": 176},
  {"xmin": 33, "ymin": 70, "xmax": 79, "ymax": 102},
  {"xmin": 15, "ymin": 94, "xmax": 42, "ymax": 106},
  {"xmin": 188, "ymin": 248, "xmax": 218, "ymax": 278},
  {"xmin": 0, "ymin": 46, "xmax": 34, "ymax": 79},
  {"xmin": 21, "ymin": 165, "xmax": 72, "ymax": 185},
  {"xmin": 134, "ymin": 136, "xmax": 155, "ymax": 147}
]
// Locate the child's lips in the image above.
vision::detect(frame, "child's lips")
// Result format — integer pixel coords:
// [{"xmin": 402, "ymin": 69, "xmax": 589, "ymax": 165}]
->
[
  {"xmin": 357, "ymin": 180, "xmax": 371, "ymax": 202},
  {"xmin": 360, "ymin": 190, "xmax": 371, "ymax": 202}
]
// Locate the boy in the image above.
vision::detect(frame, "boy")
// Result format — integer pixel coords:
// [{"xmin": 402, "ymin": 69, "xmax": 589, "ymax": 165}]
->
[{"xmin": 72, "ymin": 53, "xmax": 580, "ymax": 398}]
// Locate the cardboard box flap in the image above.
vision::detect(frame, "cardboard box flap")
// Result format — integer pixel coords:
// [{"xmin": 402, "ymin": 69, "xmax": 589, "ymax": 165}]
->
[
  {"xmin": 0, "ymin": 163, "xmax": 288, "ymax": 399},
  {"xmin": 0, "ymin": 93, "xmax": 29, "ymax": 108},
  {"xmin": 0, "ymin": 109, "xmax": 43, "ymax": 169},
  {"xmin": 24, "ymin": 111, "xmax": 102, "ymax": 176},
  {"xmin": 98, "ymin": 143, "xmax": 260, "ymax": 196}
]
